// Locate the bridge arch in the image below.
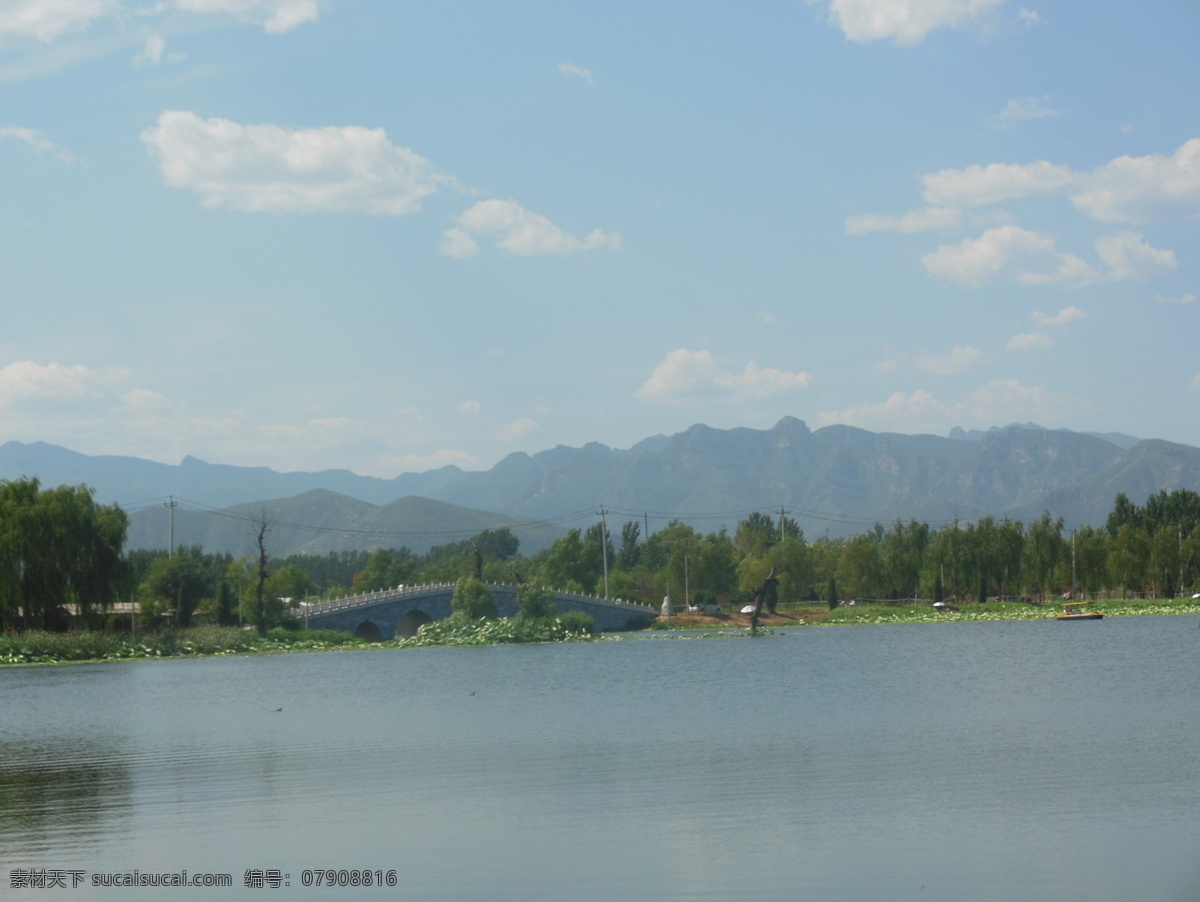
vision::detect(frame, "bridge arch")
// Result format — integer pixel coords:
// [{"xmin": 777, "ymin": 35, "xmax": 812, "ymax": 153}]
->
[
  {"xmin": 353, "ymin": 620, "xmax": 383, "ymax": 642},
  {"xmin": 396, "ymin": 609, "xmax": 432, "ymax": 639}
]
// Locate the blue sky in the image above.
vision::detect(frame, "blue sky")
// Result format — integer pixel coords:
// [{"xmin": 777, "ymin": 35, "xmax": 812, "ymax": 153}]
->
[{"xmin": 2, "ymin": 0, "xmax": 1198, "ymax": 477}]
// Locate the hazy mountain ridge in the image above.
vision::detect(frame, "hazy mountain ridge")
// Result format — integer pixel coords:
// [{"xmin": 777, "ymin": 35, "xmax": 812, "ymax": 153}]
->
[
  {"xmin": 125, "ymin": 490, "xmax": 568, "ymax": 557},
  {"xmin": 4, "ymin": 419, "xmax": 1199, "ymax": 548}
]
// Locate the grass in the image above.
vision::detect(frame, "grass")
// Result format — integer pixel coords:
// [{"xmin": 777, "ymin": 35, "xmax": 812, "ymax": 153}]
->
[
  {"xmin": 642, "ymin": 597, "xmax": 1200, "ymax": 631},
  {"xmin": 0, "ymin": 625, "xmax": 369, "ymax": 666},
  {"xmin": 0, "ymin": 615, "xmax": 603, "ymax": 666},
  {"xmin": 807, "ymin": 597, "xmax": 1200, "ymax": 627}
]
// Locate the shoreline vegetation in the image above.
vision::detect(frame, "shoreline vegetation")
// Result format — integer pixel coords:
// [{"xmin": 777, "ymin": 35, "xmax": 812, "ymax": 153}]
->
[
  {"xmin": 4, "ymin": 598, "xmax": 1198, "ymax": 666},
  {"xmin": 0, "ymin": 616, "xmax": 600, "ymax": 667}
]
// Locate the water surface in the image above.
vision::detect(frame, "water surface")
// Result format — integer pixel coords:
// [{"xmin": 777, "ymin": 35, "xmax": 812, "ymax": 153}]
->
[{"xmin": 3, "ymin": 617, "xmax": 1199, "ymax": 900}]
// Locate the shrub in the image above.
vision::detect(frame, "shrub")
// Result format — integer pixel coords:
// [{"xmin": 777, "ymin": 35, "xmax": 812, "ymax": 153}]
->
[{"xmin": 556, "ymin": 610, "xmax": 595, "ymax": 635}]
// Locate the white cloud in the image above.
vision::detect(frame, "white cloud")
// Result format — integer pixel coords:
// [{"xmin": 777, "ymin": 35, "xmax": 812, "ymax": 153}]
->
[
  {"xmin": 918, "ymin": 139, "xmax": 1200, "ymax": 223},
  {"xmin": 0, "ymin": 0, "xmax": 316, "ymax": 44},
  {"xmin": 139, "ymin": 33, "xmax": 165, "ymax": 64},
  {"xmin": 491, "ymin": 417, "xmax": 539, "ymax": 442},
  {"xmin": 922, "ymin": 225, "xmax": 1097, "ymax": 288},
  {"xmin": 637, "ymin": 349, "xmax": 717, "ymax": 399},
  {"xmin": 817, "ymin": 379, "xmax": 1091, "ymax": 433},
  {"xmin": 714, "ymin": 362, "xmax": 812, "ymax": 398},
  {"xmin": 845, "ymin": 205, "xmax": 961, "ymax": 235},
  {"xmin": 1156, "ymin": 292, "xmax": 1196, "ymax": 305},
  {"xmin": 141, "ymin": 111, "xmax": 450, "ymax": 214},
  {"xmin": 912, "ymin": 345, "xmax": 984, "ymax": 375},
  {"xmin": 1192, "ymin": 374, "xmax": 1200, "ymax": 391},
  {"xmin": 0, "ymin": 0, "xmax": 116, "ymax": 43},
  {"xmin": 1031, "ymin": 305, "xmax": 1085, "ymax": 326},
  {"xmin": 991, "ymin": 95, "xmax": 1061, "ymax": 130},
  {"xmin": 0, "ymin": 126, "xmax": 73, "ymax": 162},
  {"xmin": 963, "ymin": 378, "xmax": 1091, "ymax": 423},
  {"xmin": 557, "ymin": 63, "xmax": 594, "ymax": 85},
  {"xmin": 169, "ymin": 0, "xmax": 319, "ymax": 34},
  {"xmin": 443, "ymin": 199, "xmax": 621, "ymax": 257},
  {"xmin": 922, "ymin": 160, "xmax": 1076, "ymax": 208},
  {"xmin": 1006, "ymin": 330, "xmax": 1052, "ymax": 350},
  {"xmin": 439, "ymin": 227, "xmax": 480, "ymax": 259},
  {"xmin": 1017, "ymin": 8, "xmax": 1041, "ymax": 25},
  {"xmin": 1094, "ymin": 231, "xmax": 1177, "ymax": 281},
  {"xmin": 637, "ymin": 349, "xmax": 810, "ymax": 402},
  {"xmin": 459, "ymin": 400, "xmax": 482, "ymax": 414},
  {"xmin": 1072, "ymin": 139, "xmax": 1200, "ymax": 223},
  {"xmin": 818, "ymin": 389, "xmax": 950, "ymax": 432},
  {"xmin": 812, "ymin": 0, "xmax": 1004, "ymax": 46},
  {"xmin": 0, "ymin": 361, "xmax": 131, "ymax": 406}
]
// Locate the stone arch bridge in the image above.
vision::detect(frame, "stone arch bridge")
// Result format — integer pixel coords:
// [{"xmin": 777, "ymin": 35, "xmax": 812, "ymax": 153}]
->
[{"xmin": 301, "ymin": 583, "xmax": 657, "ymax": 641}]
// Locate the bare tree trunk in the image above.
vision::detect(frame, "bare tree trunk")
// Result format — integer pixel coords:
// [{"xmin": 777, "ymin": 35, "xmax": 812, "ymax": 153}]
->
[
  {"xmin": 253, "ymin": 512, "xmax": 271, "ymax": 636},
  {"xmin": 748, "ymin": 564, "xmax": 778, "ymax": 636}
]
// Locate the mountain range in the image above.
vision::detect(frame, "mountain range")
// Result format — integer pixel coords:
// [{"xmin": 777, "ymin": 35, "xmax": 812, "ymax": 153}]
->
[{"xmin": 3, "ymin": 418, "xmax": 1199, "ymax": 556}]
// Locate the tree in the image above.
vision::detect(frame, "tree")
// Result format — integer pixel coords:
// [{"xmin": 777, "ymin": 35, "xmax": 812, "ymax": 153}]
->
[
  {"xmin": 1149, "ymin": 526, "xmax": 1181, "ymax": 598},
  {"xmin": 1073, "ymin": 525, "xmax": 1108, "ymax": 599},
  {"xmin": 516, "ymin": 583, "xmax": 556, "ymax": 621},
  {"xmin": 1106, "ymin": 492, "xmax": 1140, "ymax": 537},
  {"xmin": 747, "ymin": 564, "xmax": 778, "ymax": 636},
  {"xmin": 1021, "ymin": 512, "xmax": 1065, "ymax": 602},
  {"xmin": 734, "ymin": 511, "xmax": 798, "ymax": 559},
  {"xmin": 770, "ymin": 536, "xmax": 813, "ymax": 606},
  {"xmin": 539, "ymin": 530, "xmax": 593, "ymax": 592},
  {"xmin": 451, "ymin": 576, "xmax": 498, "ymax": 621},
  {"xmin": 1108, "ymin": 525, "xmax": 1150, "ymax": 597},
  {"xmin": 617, "ymin": 521, "xmax": 641, "ymax": 570},
  {"xmin": 266, "ymin": 565, "xmax": 314, "ymax": 610},
  {"xmin": 838, "ymin": 533, "xmax": 885, "ymax": 599},
  {"xmin": 140, "ymin": 548, "xmax": 209, "ymax": 627},
  {"xmin": 881, "ymin": 519, "xmax": 928, "ymax": 599},
  {"xmin": 251, "ymin": 512, "xmax": 272, "ymax": 636},
  {"xmin": 352, "ymin": 548, "xmax": 416, "ymax": 593},
  {"xmin": 0, "ymin": 478, "xmax": 128, "ymax": 631}
]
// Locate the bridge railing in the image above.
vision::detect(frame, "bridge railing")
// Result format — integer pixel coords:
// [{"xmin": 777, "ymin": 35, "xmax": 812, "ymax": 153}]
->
[
  {"xmin": 300, "ymin": 583, "xmax": 456, "ymax": 616},
  {"xmin": 301, "ymin": 582, "xmax": 657, "ymax": 617}
]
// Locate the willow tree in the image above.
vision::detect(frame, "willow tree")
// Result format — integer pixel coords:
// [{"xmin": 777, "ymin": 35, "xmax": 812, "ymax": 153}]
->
[{"xmin": 0, "ymin": 478, "xmax": 128, "ymax": 631}]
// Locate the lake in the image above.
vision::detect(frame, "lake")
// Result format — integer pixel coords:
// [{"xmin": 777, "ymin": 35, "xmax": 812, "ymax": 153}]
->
[{"xmin": 3, "ymin": 616, "xmax": 1199, "ymax": 901}]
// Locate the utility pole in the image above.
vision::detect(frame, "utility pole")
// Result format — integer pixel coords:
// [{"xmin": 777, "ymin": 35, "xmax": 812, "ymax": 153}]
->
[
  {"xmin": 779, "ymin": 506, "xmax": 787, "ymax": 542},
  {"xmin": 598, "ymin": 506, "xmax": 610, "ymax": 599},
  {"xmin": 1071, "ymin": 528, "xmax": 1077, "ymax": 600},
  {"xmin": 165, "ymin": 496, "xmax": 177, "ymax": 557}
]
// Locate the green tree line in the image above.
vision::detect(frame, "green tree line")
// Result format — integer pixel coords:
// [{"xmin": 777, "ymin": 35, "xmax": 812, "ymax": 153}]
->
[{"xmin": 3, "ymin": 475, "xmax": 1199, "ymax": 635}]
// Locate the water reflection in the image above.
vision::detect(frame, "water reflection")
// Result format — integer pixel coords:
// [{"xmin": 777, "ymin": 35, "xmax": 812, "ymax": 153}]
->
[{"xmin": 0, "ymin": 740, "xmax": 132, "ymax": 856}]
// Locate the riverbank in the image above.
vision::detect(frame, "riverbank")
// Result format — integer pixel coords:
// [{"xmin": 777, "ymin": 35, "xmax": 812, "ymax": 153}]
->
[
  {"xmin": 0, "ymin": 615, "xmax": 600, "ymax": 666},
  {"xmin": 653, "ymin": 597, "xmax": 1200, "ymax": 629},
  {"xmin": 5, "ymin": 598, "xmax": 1197, "ymax": 665}
]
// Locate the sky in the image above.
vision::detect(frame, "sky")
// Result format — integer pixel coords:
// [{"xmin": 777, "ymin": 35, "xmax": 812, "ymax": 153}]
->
[{"xmin": 1, "ymin": 0, "xmax": 1198, "ymax": 478}]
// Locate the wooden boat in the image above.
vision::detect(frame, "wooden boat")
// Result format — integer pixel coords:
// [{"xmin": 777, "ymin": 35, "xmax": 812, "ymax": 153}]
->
[{"xmin": 1056, "ymin": 601, "xmax": 1103, "ymax": 620}]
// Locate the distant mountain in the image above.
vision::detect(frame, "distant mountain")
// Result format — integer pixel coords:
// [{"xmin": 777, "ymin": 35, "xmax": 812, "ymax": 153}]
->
[
  {"xmin": 5, "ymin": 419, "xmax": 1200, "ymax": 545},
  {"xmin": 948, "ymin": 423, "xmax": 1143, "ymax": 450},
  {"xmin": 421, "ymin": 418, "xmax": 1199, "ymax": 535},
  {"xmin": 126, "ymin": 490, "xmax": 567, "ymax": 557},
  {"xmin": 0, "ymin": 441, "xmax": 460, "ymax": 509}
]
